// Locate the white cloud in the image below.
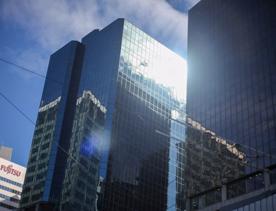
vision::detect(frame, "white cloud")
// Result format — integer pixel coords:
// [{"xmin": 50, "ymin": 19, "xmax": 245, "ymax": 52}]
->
[
  {"xmin": 184, "ymin": 0, "xmax": 201, "ymax": 9},
  {"xmin": 0, "ymin": 0, "xmax": 102, "ymax": 78},
  {"xmin": 0, "ymin": 0, "xmax": 102, "ymax": 51},
  {"xmin": 1, "ymin": 0, "xmax": 190, "ymax": 51},
  {"xmin": 102, "ymin": 0, "xmax": 188, "ymax": 51},
  {"xmin": 0, "ymin": 0, "xmax": 198, "ymax": 80},
  {"xmin": 0, "ymin": 46, "xmax": 48, "ymax": 78}
]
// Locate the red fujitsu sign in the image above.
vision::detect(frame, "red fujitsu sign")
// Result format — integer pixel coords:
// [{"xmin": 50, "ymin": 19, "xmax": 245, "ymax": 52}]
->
[{"xmin": 0, "ymin": 164, "xmax": 21, "ymax": 177}]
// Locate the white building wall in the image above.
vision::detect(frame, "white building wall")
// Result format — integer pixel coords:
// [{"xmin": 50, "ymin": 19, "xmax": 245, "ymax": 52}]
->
[{"xmin": 0, "ymin": 157, "xmax": 26, "ymax": 210}]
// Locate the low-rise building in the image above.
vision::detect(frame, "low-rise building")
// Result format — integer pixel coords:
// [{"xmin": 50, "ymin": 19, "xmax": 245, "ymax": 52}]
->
[{"xmin": 0, "ymin": 156, "xmax": 26, "ymax": 210}]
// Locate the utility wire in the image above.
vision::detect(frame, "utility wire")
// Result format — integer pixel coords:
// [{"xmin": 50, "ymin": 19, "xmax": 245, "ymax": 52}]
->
[
  {"xmin": 0, "ymin": 91, "xmax": 85, "ymax": 170},
  {"xmin": 0, "ymin": 91, "xmax": 35, "ymax": 124},
  {"xmin": 0, "ymin": 58, "xmax": 46, "ymax": 78},
  {"xmin": 0, "ymin": 89, "xmax": 206, "ymax": 179},
  {"xmin": 0, "ymin": 88, "xmax": 264, "ymax": 189},
  {"xmin": 0, "ymin": 57, "xmax": 63, "ymax": 86},
  {"xmin": 0, "ymin": 89, "xmax": 184, "ymax": 204},
  {"xmin": 1, "ymin": 57, "xmax": 275, "ymax": 166},
  {"xmin": 0, "ymin": 88, "xmax": 265, "ymax": 176},
  {"xmin": 0, "ymin": 78, "xmax": 272, "ymax": 207},
  {"xmin": 2, "ymin": 56, "xmax": 275, "ymax": 210},
  {"xmin": 0, "ymin": 90, "xmax": 212, "ymax": 180}
]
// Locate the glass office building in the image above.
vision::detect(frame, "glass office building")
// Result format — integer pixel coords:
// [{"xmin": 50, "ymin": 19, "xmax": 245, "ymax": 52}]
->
[
  {"xmin": 78, "ymin": 19, "xmax": 186, "ymax": 211},
  {"xmin": 187, "ymin": 0, "xmax": 276, "ymax": 209},
  {"xmin": 60, "ymin": 90, "xmax": 106, "ymax": 211},
  {"xmin": 20, "ymin": 19, "xmax": 187, "ymax": 211},
  {"xmin": 20, "ymin": 41, "xmax": 85, "ymax": 210}
]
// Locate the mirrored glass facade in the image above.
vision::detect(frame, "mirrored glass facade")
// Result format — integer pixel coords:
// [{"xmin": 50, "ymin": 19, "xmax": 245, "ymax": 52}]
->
[
  {"xmin": 21, "ymin": 41, "xmax": 85, "ymax": 210},
  {"xmin": 20, "ymin": 19, "xmax": 187, "ymax": 211},
  {"xmin": 187, "ymin": 0, "xmax": 276, "ymax": 209},
  {"xmin": 101, "ymin": 21, "xmax": 186, "ymax": 211},
  {"xmin": 60, "ymin": 90, "xmax": 106, "ymax": 211},
  {"xmin": 78, "ymin": 19, "xmax": 187, "ymax": 211}
]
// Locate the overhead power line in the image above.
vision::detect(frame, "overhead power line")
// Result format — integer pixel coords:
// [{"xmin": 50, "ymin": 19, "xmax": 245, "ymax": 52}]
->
[
  {"xmin": 0, "ymin": 87, "xmax": 270, "ymax": 200},
  {"xmin": 0, "ymin": 57, "xmax": 62, "ymax": 86},
  {"xmin": 0, "ymin": 56, "xmax": 275, "ymax": 166},
  {"xmin": 0, "ymin": 89, "xmax": 187, "ymax": 180},
  {"xmin": 0, "ymin": 91, "xmax": 84, "ymax": 170},
  {"xmin": 0, "ymin": 91, "xmax": 35, "ymax": 125},
  {"xmin": 0, "ymin": 58, "xmax": 46, "ymax": 78},
  {"xmin": 1, "ymin": 59, "xmax": 275, "ymax": 205}
]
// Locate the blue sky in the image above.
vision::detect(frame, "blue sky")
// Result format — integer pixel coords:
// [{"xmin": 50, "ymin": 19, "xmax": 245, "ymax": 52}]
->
[{"xmin": 0, "ymin": 0, "xmax": 199, "ymax": 166}]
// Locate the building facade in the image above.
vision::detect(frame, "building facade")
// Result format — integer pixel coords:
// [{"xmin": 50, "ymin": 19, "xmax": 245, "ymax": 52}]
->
[
  {"xmin": 60, "ymin": 90, "xmax": 106, "ymax": 211},
  {"xmin": 20, "ymin": 41, "xmax": 85, "ymax": 210},
  {"xmin": 187, "ymin": 0, "xmax": 276, "ymax": 210},
  {"xmin": 20, "ymin": 19, "xmax": 187, "ymax": 211},
  {"xmin": 0, "ymin": 156, "xmax": 26, "ymax": 210},
  {"xmin": 0, "ymin": 146, "xmax": 13, "ymax": 161}
]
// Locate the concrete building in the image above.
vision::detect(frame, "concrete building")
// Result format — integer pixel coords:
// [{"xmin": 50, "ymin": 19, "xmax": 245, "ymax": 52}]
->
[
  {"xmin": 0, "ymin": 146, "xmax": 13, "ymax": 161},
  {"xmin": 0, "ymin": 154, "xmax": 26, "ymax": 210}
]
